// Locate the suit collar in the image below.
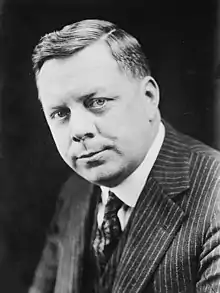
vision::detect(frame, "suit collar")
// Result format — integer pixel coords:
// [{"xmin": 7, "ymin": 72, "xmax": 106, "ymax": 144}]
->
[{"xmin": 113, "ymin": 177, "xmax": 186, "ymax": 293}]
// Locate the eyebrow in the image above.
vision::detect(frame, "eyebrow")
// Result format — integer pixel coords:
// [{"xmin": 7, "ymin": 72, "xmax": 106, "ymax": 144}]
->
[{"xmin": 77, "ymin": 91, "xmax": 98, "ymax": 102}]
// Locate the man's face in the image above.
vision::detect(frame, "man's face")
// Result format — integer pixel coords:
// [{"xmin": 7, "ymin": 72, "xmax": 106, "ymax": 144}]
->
[{"xmin": 37, "ymin": 42, "xmax": 159, "ymax": 187}]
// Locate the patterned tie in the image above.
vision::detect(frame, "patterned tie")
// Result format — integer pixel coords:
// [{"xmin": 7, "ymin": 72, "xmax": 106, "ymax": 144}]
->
[{"xmin": 93, "ymin": 191, "xmax": 123, "ymax": 271}]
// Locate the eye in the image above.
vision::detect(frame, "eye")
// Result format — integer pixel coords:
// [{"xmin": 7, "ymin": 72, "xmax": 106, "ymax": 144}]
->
[
  {"xmin": 86, "ymin": 98, "xmax": 107, "ymax": 109},
  {"xmin": 50, "ymin": 107, "xmax": 70, "ymax": 120}
]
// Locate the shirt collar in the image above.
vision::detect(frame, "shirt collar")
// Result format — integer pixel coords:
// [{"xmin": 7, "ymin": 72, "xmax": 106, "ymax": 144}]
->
[{"xmin": 101, "ymin": 122, "xmax": 165, "ymax": 207}]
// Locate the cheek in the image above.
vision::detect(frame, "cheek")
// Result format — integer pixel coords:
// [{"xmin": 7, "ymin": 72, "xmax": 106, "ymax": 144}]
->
[
  {"xmin": 115, "ymin": 111, "xmax": 149, "ymax": 146},
  {"xmin": 97, "ymin": 108, "xmax": 136, "ymax": 143}
]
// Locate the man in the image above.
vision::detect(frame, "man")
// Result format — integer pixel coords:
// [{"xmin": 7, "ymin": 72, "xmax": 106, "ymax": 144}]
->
[{"xmin": 29, "ymin": 19, "xmax": 220, "ymax": 293}]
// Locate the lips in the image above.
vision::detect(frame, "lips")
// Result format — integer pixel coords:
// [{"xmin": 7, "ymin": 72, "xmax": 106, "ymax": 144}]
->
[
  {"xmin": 78, "ymin": 150, "xmax": 103, "ymax": 159},
  {"xmin": 77, "ymin": 146, "xmax": 111, "ymax": 160}
]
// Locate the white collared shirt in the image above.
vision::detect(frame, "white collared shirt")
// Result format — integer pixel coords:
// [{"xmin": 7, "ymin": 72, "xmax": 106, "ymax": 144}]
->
[{"xmin": 98, "ymin": 122, "xmax": 165, "ymax": 230}]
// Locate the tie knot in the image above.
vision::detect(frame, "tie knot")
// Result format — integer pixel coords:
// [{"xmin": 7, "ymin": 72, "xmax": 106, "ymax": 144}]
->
[{"xmin": 105, "ymin": 191, "xmax": 123, "ymax": 215}]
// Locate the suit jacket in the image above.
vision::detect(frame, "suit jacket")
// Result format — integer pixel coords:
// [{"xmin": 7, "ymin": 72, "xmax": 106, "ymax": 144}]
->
[{"xmin": 29, "ymin": 122, "xmax": 220, "ymax": 293}]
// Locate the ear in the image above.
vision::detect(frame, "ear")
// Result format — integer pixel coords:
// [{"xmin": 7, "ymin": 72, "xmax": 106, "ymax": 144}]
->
[
  {"xmin": 141, "ymin": 76, "xmax": 160, "ymax": 121},
  {"xmin": 143, "ymin": 76, "xmax": 160, "ymax": 106}
]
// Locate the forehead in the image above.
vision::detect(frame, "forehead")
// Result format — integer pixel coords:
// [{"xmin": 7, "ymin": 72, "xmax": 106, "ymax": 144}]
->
[{"xmin": 37, "ymin": 42, "xmax": 128, "ymax": 99}]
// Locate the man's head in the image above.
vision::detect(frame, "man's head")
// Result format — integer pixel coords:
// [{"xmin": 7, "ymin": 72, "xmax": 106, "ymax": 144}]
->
[{"xmin": 33, "ymin": 19, "xmax": 161, "ymax": 187}]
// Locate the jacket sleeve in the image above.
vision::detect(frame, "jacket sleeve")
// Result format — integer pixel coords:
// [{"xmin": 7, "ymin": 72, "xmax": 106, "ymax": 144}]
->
[
  {"xmin": 196, "ymin": 189, "xmax": 220, "ymax": 293},
  {"xmin": 28, "ymin": 236, "xmax": 59, "ymax": 293}
]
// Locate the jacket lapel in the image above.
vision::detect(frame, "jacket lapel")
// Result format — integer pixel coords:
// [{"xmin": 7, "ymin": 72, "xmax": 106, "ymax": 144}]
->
[
  {"xmin": 113, "ymin": 122, "xmax": 190, "ymax": 293},
  {"xmin": 54, "ymin": 173, "xmax": 99, "ymax": 293}
]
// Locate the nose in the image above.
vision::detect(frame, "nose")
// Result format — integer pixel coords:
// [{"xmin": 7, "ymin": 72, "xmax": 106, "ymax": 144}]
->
[{"xmin": 69, "ymin": 108, "xmax": 96, "ymax": 142}]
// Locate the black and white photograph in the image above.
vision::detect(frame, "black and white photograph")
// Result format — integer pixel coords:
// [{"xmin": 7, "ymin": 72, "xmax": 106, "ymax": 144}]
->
[{"xmin": 0, "ymin": 0, "xmax": 220, "ymax": 292}]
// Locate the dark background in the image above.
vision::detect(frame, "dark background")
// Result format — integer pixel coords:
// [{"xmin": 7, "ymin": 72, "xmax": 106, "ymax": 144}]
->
[{"xmin": 0, "ymin": 0, "xmax": 218, "ymax": 292}]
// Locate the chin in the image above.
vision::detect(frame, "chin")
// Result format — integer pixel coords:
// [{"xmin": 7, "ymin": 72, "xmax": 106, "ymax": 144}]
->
[{"xmin": 82, "ymin": 166, "xmax": 126, "ymax": 187}]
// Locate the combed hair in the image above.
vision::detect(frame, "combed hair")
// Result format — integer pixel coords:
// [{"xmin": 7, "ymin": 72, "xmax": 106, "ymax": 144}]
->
[{"xmin": 32, "ymin": 19, "xmax": 151, "ymax": 79}]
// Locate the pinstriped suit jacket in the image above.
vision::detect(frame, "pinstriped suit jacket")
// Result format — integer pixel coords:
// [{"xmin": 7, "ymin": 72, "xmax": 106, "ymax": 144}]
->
[{"xmin": 29, "ymin": 121, "xmax": 220, "ymax": 293}]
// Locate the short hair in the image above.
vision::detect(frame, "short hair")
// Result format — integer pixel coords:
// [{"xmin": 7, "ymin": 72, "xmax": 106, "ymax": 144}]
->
[{"xmin": 32, "ymin": 19, "xmax": 151, "ymax": 79}]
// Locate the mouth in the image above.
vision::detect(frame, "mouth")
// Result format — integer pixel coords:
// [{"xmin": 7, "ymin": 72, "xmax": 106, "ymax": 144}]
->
[
  {"xmin": 78, "ymin": 150, "xmax": 103, "ymax": 159},
  {"xmin": 77, "ymin": 147, "xmax": 111, "ymax": 160}
]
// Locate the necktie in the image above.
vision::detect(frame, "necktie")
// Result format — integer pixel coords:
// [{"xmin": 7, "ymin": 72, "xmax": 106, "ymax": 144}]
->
[{"xmin": 93, "ymin": 191, "xmax": 123, "ymax": 271}]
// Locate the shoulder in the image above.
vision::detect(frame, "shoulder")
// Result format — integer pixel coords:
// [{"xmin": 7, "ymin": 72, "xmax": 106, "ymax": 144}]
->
[
  {"xmin": 164, "ymin": 121, "xmax": 220, "ymax": 166},
  {"xmin": 59, "ymin": 172, "xmax": 93, "ymax": 197},
  {"xmin": 162, "ymin": 121, "xmax": 220, "ymax": 200},
  {"xmin": 48, "ymin": 173, "xmax": 95, "ymax": 238}
]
